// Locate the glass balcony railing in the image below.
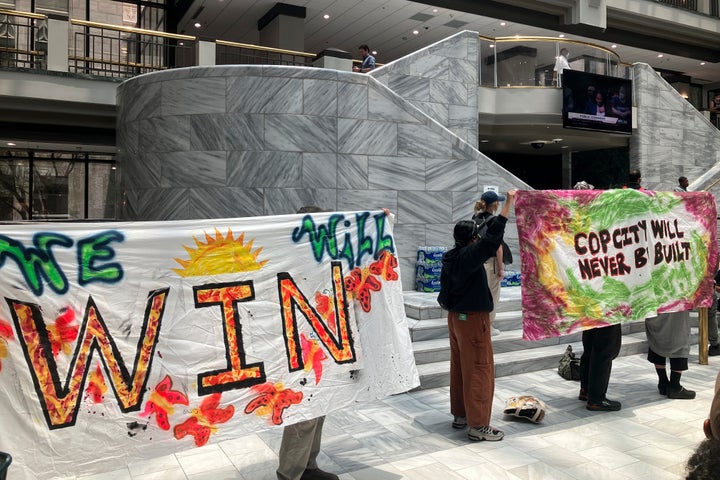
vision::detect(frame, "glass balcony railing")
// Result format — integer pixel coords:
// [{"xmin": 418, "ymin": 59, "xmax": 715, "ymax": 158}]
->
[
  {"xmin": 0, "ymin": 12, "xmax": 635, "ymax": 84},
  {"xmin": 479, "ymin": 36, "xmax": 631, "ymax": 88}
]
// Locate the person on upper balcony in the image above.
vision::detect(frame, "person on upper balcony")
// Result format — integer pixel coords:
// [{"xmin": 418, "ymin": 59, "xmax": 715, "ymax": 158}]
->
[
  {"xmin": 352, "ymin": 44, "xmax": 376, "ymax": 73},
  {"xmin": 552, "ymin": 48, "xmax": 571, "ymax": 87}
]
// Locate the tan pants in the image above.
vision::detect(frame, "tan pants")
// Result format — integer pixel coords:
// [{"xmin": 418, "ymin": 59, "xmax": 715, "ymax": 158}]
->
[
  {"xmin": 448, "ymin": 311, "xmax": 495, "ymax": 427},
  {"xmin": 277, "ymin": 416, "xmax": 324, "ymax": 480},
  {"xmin": 484, "ymin": 258, "xmax": 501, "ymax": 324}
]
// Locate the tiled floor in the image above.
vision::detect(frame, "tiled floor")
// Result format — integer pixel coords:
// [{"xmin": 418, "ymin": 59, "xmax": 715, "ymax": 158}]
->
[{"xmin": 65, "ymin": 352, "xmax": 718, "ymax": 480}]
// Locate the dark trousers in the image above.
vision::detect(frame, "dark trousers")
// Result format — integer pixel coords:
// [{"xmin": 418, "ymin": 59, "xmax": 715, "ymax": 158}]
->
[
  {"xmin": 647, "ymin": 348, "xmax": 688, "ymax": 371},
  {"xmin": 580, "ymin": 324, "xmax": 622, "ymax": 403}
]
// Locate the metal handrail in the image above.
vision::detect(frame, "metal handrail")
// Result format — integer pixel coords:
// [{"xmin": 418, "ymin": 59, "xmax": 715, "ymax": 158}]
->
[
  {"xmin": 216, "ymin": 40, "xmax": 315, "ymax": 58},
  {"xmin": 68, "ymin": 55, "xmax": 164, "ymax": 70},
  {"xmin": 70, "ymin": 19, "xmax": 196, "ymax": 41},
  {"xmin": 1, "ymin": 47, "xmax": 44, "ymax": 56},
  {"xmin": 0, "ymin": 8, "xmax": 45, "ymax": 19},
  {"xmin": 703, "ymin": 176, "xmax": 720, "ymax": 191}
]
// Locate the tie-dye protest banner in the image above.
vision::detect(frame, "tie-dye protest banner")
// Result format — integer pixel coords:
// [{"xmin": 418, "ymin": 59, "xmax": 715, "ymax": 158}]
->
[
  {"xmin": 516, "ymin": 189, "xmax": 717, "ymax": 341},
  {"xmin": 0, "ymin": 211, "xmax": 418, "ymax": 479}
]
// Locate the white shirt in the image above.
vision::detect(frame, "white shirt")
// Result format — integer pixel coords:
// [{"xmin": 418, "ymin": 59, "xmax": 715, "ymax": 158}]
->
[{"xmin": 554, "ymin": 54, "xmax": 570, "ymax": 73}]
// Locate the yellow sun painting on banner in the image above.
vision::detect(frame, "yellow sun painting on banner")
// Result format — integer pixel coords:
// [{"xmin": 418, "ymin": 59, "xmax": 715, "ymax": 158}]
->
[{"xmin": 172, "ymin": 228, "xmax": 268, "ymax": 277}]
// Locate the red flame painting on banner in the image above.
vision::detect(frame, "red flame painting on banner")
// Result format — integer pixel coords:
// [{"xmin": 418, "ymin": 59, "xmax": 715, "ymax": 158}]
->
[
  {"xmin": 174, "ymin": 393, "xmax": 234, "ymax": 447},
  {"xmin": 140, "ymin": 375, "xmax": 189, "ymax": 430},
  {"xmin": 244, "ymin": 382, "xmax": 303, "ymax": 425}
]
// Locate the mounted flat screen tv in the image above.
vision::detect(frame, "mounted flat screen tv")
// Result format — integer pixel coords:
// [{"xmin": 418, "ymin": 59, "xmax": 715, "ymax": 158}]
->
[{"xmin": 562, "ymin": 70, "xmax": 632, "ymax": 135}]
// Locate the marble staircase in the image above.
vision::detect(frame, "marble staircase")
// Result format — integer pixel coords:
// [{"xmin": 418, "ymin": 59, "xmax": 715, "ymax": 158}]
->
[{"xmin": 404, "ymin": 287, "xmax": 699, "ymax": 389}]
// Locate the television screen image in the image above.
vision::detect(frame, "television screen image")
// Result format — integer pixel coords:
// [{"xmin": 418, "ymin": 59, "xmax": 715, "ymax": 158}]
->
[{"xmin": 562, "ymin": 70, "xmax": 632, "ymax": 135}]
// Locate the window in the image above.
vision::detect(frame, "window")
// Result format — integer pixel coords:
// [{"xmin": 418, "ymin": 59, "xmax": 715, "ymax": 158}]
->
[{"xmin": 0, "ymin": 150, "xmax": 116, "ymax": 221}]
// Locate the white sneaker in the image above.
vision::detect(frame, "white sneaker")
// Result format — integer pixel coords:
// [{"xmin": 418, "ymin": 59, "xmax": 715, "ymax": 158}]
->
[
  {"xmin": 468, "ymin": 425, "xmax": 504, "ymax": 441},
  {"xmin": 490, "ymin": 327, "xmax": 501, "ymax": 336}
]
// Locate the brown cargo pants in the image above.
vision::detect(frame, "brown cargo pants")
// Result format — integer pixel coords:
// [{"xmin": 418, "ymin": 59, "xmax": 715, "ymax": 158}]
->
[{"xmin": 448, "ymin": 311, "xmax": 495, "ymax": 428}]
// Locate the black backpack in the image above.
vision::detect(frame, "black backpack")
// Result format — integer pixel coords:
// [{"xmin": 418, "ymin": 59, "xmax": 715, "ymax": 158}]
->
[{"xmin": 473, "ymin": 215, "xmax": 513, "ymax": 266}]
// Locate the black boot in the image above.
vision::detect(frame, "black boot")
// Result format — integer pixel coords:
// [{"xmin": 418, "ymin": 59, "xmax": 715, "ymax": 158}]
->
[
  {"xmin": 655, "ymin": 367, "xmax": 669, "ymax": 396},
  {"xmin": 667, "ymin": 371, "xmax": 695, "ymax": 399}
]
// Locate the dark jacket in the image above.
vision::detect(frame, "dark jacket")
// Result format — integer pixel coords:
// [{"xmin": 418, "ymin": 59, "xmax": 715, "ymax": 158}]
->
[
  {"xmin": 440, "ymin": 215, "xmax": 508, "ymax": 313},
  {"xmin": 472, "ymin": 211, "xmax": 497, "ymax": 258}
]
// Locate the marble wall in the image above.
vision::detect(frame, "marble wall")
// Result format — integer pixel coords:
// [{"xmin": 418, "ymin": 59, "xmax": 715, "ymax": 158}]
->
[
  {"xmin": 631, "ymin": 63, "xmax": 720, "ymax": 191},
  {"xmin": 371, "ymin": 31, "xmax": 479, "ymax": 147},
  {"xmin": 116, "ymin": 56, "xmax": 529, "ymax": 290}
]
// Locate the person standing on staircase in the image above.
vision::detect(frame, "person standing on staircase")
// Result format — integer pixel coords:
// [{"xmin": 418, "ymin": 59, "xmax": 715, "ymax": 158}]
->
[
  {"xmin": 472, "ymin": 191, "xmax": 510, "ymax": 337},
  {"xmin": 438, "ymin": 190, "xmax": 517, "ymax": 442}
]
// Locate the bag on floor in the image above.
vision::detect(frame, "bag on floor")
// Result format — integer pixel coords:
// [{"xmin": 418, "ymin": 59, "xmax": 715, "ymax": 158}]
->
[
  {"xmin": 557, "ymin": 344, "xmax": 581, "ymax": 381},
  {"xmin": 503, "ymin": 395, "xmax": 547, "ymax": 423}
]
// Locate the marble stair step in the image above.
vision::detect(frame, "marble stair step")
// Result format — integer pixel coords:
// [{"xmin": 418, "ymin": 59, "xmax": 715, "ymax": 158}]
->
[
  {"xmin": 412, "ymin": 330, "xmax": 581, "ymax": 365},
  {"xmin": 406, "ymin": 312, "xmax": 524, "ymax": 342},
  {"xmin": 415, "ymin": 329, "xmax": 699, "ymax": 389},
  {"xmin": 407, "ymin": 315, "xmax": 648, "ymax": 344},
  {"xmin": 407, "ymin": 318, "xmax": 448, "ymax": 342},
  {"xmin": 407, "ymin": 309, "xmax": 523, "ymax": 329},
  {"xmin": 411, "ymin": 319, "xmax": 650, "ymax": 364},
  {"xmin": 492, "ymin": 310, "xmax": 523, "ymax": 331},
  {"xmin": 403, "ymin": 288, "xmax": 522, "ymax": 320}
]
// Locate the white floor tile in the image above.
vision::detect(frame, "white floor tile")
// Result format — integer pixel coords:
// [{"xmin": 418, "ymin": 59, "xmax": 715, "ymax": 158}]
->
[
  {"xmin": 79, "ymin": 468, "xmax": 133, "ymax": 480},
  {"xmin": 186, "ymin": 465, "xmax": 242, "ymax": 480},
  {"xmin": 55, "ymin": 353, "xmax": 720, "ymax": 480},
  {"xmin": 128, "ymin": 454, "xmax": 182, "ymax": 477},
  {"xmin": 176, "ymin": 448, "xmax": 234, "ymax": 477},
  {"xmin": 133, "ymin": 467, "xmax": 188, "ymax": 480},
  {"xmin": 576, "ymin": 445, "xmax": 638, "ymax": 469}
]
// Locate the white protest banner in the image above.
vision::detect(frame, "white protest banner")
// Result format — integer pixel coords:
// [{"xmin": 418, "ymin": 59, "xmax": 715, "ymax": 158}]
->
[{"xmin": 0, "ymin": 211, "xmax": 419, "ymax": 479}]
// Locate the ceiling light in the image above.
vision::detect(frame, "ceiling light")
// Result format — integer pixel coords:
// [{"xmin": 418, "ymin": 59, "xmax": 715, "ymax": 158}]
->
[
  {"xmin": 500, "ymin": 22, "xmax": 506, "ymax": 26},
  {"xmin": 701, "ymin": 62, "xmax": 706, "ymax": 65},
  {"xmin": 611, "ymin": 44, "xmax": 617, "ymax": 48},
  {"xmin": 372, "ymin": 50, "xmax": 377, "ymax": 55},
  {"xmin": 657, "ymin": 54, "xmax": 663, "ymax": 58},
  {"xmin": 7, "ymin": 142, "xmax": 15, "ymax": 146},
  {"xmin": 111, "ymin": 166, "xmax": 117, "ymax": 170},
  {"xmin": 480, "ymin": 139, "xmax": 489, "ymax": 143},
  {"xmin": 490, "ymin": 44, "xmax": 494, "ymax": 48},
  {"xmin": 561, "ymin": 146, "xmax": 569, "ymax": 149},
  {"xmin": 432, "ymin": 8, "xmax": 438, "ymax": 13},
  {"xmin": 412, "ymin": 30, "xmax": 419, "ymax": 35},
  {"xmin": 179, "ymin": 42, "xmax": 184, "ymax": 46},
  {"xmin": 194, "ymin": 22, "xmax": 201, "ymax": 28},
  {"xmin": 558, "ymin": 34, "xmax": 565, "ymax": 38},
  {"xmin": 323, "ymin": 13, "xmax": 330, "ymax": 19}
]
